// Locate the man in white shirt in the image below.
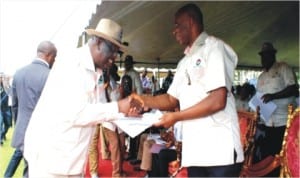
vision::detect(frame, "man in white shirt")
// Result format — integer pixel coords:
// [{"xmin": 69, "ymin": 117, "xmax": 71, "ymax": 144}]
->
[
  {"xmin": 133, "ymin": 3, "xmax": 243, "ymax": 177},
  {"xmin": 256, "ymin": 42, "xmax": 298, "ymax": 176},
  {"xmin": 23, "ymin": 18, "xmax": 141, "ymax": 177},
  {"xmin": 123, "ymin": 55, "xmax": 143, "ymax": 95}
]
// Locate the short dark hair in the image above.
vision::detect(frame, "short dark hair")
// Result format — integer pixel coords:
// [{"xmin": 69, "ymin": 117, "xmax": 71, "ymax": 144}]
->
[
  {"xmin": 110, "ymin": 63, "xmax": 120, "ymax": 82},
  {"xmin": 175, "ymin": 3, "xmax": 204, "ymax": 29},
  {"xmin": 121, "ymin": 75, "xmax": 133, "ymax": 97}
]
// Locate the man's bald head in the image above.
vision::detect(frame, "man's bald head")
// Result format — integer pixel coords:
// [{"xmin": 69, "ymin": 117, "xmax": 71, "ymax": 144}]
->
[
  {"xmin": 37, "ymin": 41, "xmax": 57, "ymax": 68},
  {"xmin": 37, "ymin": 41, "xmax": 56, "ymax": 55}
]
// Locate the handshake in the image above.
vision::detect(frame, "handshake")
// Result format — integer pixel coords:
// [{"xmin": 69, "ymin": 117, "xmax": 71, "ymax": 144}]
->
[
  {"xmin": 117, "ymin": 93, "xmax": 146, "ymax": 117},
  {"xmin": 117, "ymin": 93, "xmax": 175, "ymax": 129}
]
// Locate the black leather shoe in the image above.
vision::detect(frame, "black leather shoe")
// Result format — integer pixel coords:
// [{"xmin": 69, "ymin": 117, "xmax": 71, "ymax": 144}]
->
[
  {"xmin": 125, "ymin": 154, "xmax": 136, "ymax": 161},
  {"xmin": 133, "ymin": 166, "xmax": 142, "ymax": 171},
  {"xmin": 130, "ymin": 159, "xmax": 141, "ymax": 165}
]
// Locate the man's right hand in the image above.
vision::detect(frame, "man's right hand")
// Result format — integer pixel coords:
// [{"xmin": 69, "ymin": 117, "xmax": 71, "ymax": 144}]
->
[
  {"xmin": 118, "ymin": 95, "xmax": 144, "ymax": 117},
  {"xmin": 129, "ymin": 93, "xmax": 153, "ymax": 113}
]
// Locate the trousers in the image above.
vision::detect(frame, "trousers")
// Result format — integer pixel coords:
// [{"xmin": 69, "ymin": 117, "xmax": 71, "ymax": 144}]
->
[
  {"xmin": 187, "ymin": 163, "xmax": 242, "ymax": 177},
  {"xmin": 4, "ymin": 149, "xmax": 28, "ymax": 178},
  {"xmin": 103, "ymin": 127, "xmax": 125, "ymax": 177}
]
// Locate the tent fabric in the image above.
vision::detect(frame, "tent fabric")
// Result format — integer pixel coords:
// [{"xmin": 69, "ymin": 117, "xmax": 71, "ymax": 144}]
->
[{"xmin": 79, "ymin": 1, "xmax": 299, "ymax": 70}]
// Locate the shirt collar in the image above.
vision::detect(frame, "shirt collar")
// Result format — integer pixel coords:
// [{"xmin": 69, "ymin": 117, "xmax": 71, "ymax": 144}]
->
[
  {"xmin": 184, "ymin": 31, "xmax": 208, "ymax": 55},
  {"xmin": 79, "ymin": 45, "xmax": 97, "ymax": 73},
  {"xmin": 35, "ymin": 57, "xmax": 49, "ymax": 67},
  {"xmin": 79, "ymin": 45, "xmax": 104, "ymax": 79}
]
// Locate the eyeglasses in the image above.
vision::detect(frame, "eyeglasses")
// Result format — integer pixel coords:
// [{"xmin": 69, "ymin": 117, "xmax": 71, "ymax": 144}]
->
[{"xmin": 103, "ymin": 40, "xmax": 119, "ymax": 58}]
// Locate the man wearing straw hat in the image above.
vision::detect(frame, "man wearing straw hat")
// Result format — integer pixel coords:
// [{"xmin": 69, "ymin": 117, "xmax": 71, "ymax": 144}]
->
[{"xmin": 23, "ymin": 18, "xmax": 141, "ymax": 177}]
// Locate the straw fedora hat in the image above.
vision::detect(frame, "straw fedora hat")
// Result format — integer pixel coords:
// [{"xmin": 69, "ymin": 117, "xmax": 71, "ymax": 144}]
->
[{"xmin": 86, "ymin": 18, "xmax": 127, "ymax": 52}]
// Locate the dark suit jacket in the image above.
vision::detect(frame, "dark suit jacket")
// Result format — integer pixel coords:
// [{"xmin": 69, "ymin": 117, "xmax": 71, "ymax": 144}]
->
[{"xmin": 11, "ymin": 59, "xmax": 50, "ymax": 151}]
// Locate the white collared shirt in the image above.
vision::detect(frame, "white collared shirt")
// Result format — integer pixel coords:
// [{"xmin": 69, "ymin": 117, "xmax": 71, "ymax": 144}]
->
[
  {"xmin": 102, "ymin": 79, "xmax": 124, "ymax": 133},
  {"xmin": 257, "ymin": 61, "xmax": 297, "ymax": 127},
  {"xmin": 24, "ymin": 45, "xmax": 120, "ymax": 175},
  {"xmin": 168, "ymin": 32, "xmax": 244, "ymax": 167},
  {"xmin": 124, "ymin": 69, "xmax": 143, "ymax": 95}
]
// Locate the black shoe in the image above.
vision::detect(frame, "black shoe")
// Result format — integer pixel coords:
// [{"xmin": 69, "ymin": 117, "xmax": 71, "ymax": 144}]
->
[
  {"xmin": 130, "ymin": 159, "xmax": 141, "ymax": 165},
  {"xmin": 125, "ymin": 154, "xmax": 136, "ymax": 161},
  {"xmin": 133, "ymin": 166, "xmax": 142, "ymax": 171}
]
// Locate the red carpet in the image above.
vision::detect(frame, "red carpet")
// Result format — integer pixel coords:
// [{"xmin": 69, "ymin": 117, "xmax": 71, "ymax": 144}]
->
[
  {"xmin": 83, "ymin": 132, "xmax": 185, "ymax": 178},
  {"xmin": 84, "ymin": 155, "xmax": 147, "ymax": 178}
]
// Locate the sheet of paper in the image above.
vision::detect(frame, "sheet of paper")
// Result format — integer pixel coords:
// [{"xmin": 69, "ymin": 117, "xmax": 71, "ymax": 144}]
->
[
  {"xmin": 147, "ymin": 133, "xmax": 160, "ymax": 141},
  {"xmin": 248, "ymin": 92, "xmax": 277, "ymax": 123},
  {"xmin": 150, "ymin": 143, "xmax": 166, "ymax": 153},
  {"xmin": 112, "ymin": 110, "xmax": 163, "ymax": 138}
]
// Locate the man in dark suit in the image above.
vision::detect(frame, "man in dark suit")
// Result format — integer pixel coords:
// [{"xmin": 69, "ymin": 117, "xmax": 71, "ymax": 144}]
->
[{"xmin": 4, "ymin": 41, "xmax": 57, "ymax": 178}]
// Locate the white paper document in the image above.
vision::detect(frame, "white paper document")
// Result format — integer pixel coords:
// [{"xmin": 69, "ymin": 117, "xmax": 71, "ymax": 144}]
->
[
  {"xmin": 248, "ymin": 92, "xmax": 277, "ymax": 123},
  {"xmin": 112, "ymin": 110, "xmax": 163, "ymax": 138}
]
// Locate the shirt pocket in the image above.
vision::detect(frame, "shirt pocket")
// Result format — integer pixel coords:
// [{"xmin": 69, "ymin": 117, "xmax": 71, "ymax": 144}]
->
[
  {"xmin": 189, "ymin": 58, "xmax": 206, "ymax": 84},
  {"xmin": 267, "ymin": 73, "xmax": 283, "ymax": 93}
]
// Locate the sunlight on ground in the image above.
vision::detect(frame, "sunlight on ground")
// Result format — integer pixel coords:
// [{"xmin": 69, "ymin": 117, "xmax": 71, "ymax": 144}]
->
[{"xmin": 0, "ymin": 127, "xmax": 23, "ymax": 177}]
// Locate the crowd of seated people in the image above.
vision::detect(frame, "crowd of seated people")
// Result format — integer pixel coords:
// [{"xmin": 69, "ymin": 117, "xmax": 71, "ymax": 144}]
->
[{"xmin": 129, "ymin": 118, "xmax": 182, "ymax": 177}]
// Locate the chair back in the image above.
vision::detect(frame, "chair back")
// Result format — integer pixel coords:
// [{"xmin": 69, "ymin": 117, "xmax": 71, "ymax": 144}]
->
[
  {"xmin": 239, "ymin": 104, "xmax": 299, "ymax": 178},
  {"xmin": 168, "ymin": 141, "xmax": 185, "ymax": 177},
  {"xmin": 238, "ymin": 107, "xmax": 260, "ymax": 167},
  {"xmin": 280, "ymin": 105, "xmax": 299, "ymax": 177}
]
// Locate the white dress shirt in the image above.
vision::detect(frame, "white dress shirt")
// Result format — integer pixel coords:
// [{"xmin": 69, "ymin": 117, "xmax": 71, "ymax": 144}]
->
[
  {"xmin": 124, "ymin": 69, "xmax": 143, "ymax": 95},
  {"xmin": 257, "ymin": 61, "xmax": 297, "ymax": 127},
  {"xmin": 102, "ymin": 79, "xmax": 124, "ymax": 133},
  {"xmin": 168, "ymin": 32, "xmax": 244, "ymax": 167},
  {"xmin": 24, "ymin": 45, "xmax": 121, "ymax": 175}
]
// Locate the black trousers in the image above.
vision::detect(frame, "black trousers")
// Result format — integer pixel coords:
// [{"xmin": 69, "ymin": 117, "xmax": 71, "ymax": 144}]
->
[
  {"xmin": 158, "ymin": 149, "xmax": 177, "ymax": 177},
  {"xmin": 187, "ymin": 163, "xmax": 242, "ymax": 177},
  {"xmin": 260, "ymin": 125, "xmax": 286, "ymax": 177},
  {"xmin": 149, "ymin": 149, "xmax": 177, "ymax": 177}
]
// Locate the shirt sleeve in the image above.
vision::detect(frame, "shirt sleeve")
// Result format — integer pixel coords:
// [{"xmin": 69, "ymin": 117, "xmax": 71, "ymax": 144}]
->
[
  {"xmin": 280, "ymin": 62, "xmax": 297, "ymax": 87},
  {"xmin": 167, "ymin": 60, "xmax": 184, "ymax": 99},
  {"xmin": 73, "ymin": 101, "xmax": 120, "ymax": 126},
  {"xmin": 203, "ymin": 41, "xmax": 237, "ymax": 93},
  {"xmin": 203, "ymin": 43, "xmax": 227, "ymax": 92}
]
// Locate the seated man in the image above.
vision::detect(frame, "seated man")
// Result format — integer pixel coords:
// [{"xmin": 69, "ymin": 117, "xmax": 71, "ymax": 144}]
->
[
  {"xmin": 129, "ymin": 127, "xmax": 161, "ymax": 168},
  {"xmin": 159, "ymin": 121, "xmax": 182, "ymax": 177},
  {"xmin": 146, "ymin": 121, "xmax": 182, "ymax": 177}
]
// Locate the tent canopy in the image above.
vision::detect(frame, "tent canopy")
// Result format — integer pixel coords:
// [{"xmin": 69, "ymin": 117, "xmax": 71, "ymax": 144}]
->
[{"xmin": 81, "ymin": 1, "xmax": 299, "ymax": 70}]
